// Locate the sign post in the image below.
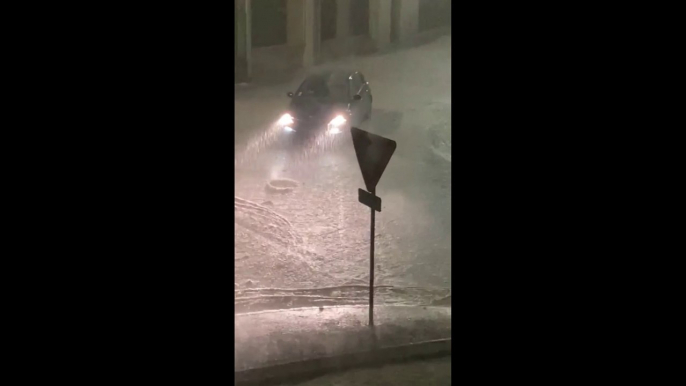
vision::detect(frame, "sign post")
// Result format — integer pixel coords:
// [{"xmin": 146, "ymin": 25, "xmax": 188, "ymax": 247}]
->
[
  {"xmin": 351, "ymin": 127, "xmax": 397, "ymax": 327},
  {"xmin": 369, "ymin": 186, "xmax": 375, "ymax": 327}
]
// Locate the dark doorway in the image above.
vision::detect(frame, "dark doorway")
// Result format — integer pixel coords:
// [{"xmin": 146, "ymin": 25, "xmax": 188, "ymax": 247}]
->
[
  {"xmin": 252, "ymin": 0, "xmax": 288, "ymax": 48},
  {"xmin": 321, "ymin": 0, "xmax": 337, "ymax": 41},
  {"xmin": 350, "ymin": 0, "xmax": 369, "ymax": 36},
  {"xmin": 418, "ymin": 0, "xmax": 451, "ymax": 32},
  {"xmin": 390, "ymin": 0, "xmax": 400, "ymax": 43}
]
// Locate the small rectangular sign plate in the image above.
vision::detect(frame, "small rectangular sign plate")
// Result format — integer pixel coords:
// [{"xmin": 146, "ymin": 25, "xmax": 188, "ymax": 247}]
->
[{"xmin": 358, "ymin": 188, "xmax": 381, "ymax": 212}]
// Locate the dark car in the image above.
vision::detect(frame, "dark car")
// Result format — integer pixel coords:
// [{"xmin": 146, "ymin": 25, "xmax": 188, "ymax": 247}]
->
[{"xmin": 277, "ymin": 70, "xmax": 373, "ymax": 137}]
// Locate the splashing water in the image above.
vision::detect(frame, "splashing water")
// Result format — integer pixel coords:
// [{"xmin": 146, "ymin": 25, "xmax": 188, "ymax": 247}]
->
[
  {"xmin": 236, "ymin": 119, "xmax": 348, "ymax": 168},
  {"xmin": 235, "ymin": 121, "xmax": 283, "ymax": 167}
]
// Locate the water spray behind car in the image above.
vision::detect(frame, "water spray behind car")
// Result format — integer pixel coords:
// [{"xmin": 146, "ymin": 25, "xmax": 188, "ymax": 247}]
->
[
  {"xmin": 234, "ymin": 115, "xmax": 345, "ymax": 169},
  {"xmin": 235, "ymin": 121, "xmax": 284, "ymax": 167}
]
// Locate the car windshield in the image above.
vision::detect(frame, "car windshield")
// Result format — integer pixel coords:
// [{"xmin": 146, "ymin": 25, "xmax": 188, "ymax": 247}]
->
[
  {"xmin": 235, "ymin": 0, "xmax": 451, "ymax": 383},
  {"xmin": 296, "ymin": 73, "xmax": 348, "ymax": 100}
]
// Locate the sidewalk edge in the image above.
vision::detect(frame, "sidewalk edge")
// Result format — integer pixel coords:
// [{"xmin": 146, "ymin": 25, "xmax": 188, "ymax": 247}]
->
[{"xmin": 235, "ymin": 338, "xmax": 451, "ymax": 386}]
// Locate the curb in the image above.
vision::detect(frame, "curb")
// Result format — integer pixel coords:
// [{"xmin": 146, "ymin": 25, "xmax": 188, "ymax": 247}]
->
[
  {"xmin": 235, "ymin": 338, "xmax": 451, "ymax": 386},
  {"xmin": 235, "ymin": 305, "xmax": 451, "ymax": 385}
]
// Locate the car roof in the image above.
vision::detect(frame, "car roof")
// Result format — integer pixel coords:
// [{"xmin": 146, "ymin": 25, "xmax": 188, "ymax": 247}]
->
[{"xmin": 305, "ymin": 70, "xmax": 362, "ymax": 81}]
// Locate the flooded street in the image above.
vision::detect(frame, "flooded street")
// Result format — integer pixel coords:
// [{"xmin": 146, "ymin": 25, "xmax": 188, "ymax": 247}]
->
[{"xmin": 235, "ymin": 35, "xmax": 451, "ymax": 307}]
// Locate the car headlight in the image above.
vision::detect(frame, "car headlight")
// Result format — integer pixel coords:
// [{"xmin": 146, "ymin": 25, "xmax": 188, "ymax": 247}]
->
[
  {"xmin": 329, "ymin": 115, "xmax": 346, "ymax": 127},
  {"xmin": 327, "ymin": 115, "xmax": 346, "ymax": 134},
  {"xmin": 278, "ymin": 113, "xmax": 294, "ymax": 126}
]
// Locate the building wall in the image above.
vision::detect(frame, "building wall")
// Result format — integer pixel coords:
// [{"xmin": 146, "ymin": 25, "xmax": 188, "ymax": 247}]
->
[
  {"xmin": 418, "ymin": 0, "xmax": 450, "ymax": 32},
  {"xmin": 237, "ymin": 0, "xmax": 449, "ymax": 83},
  {"xmin": 393, "ymin": 0, "xmax": 419, "ymax": 42},
  {"xmin": 235, "ymin": 0, "xmax": 251, "ymax": 82},
  {"xmin": 251, "ymin": 0, "xmax": 288, "ymax": 47}
]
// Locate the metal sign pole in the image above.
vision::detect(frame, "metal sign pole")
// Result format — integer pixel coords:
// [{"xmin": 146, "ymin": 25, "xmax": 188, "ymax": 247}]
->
[
  {"xmin": 369, "ymin": 188, "xmax": 375, "ymax": 327},
  {"xmin": 350, "ymin": 127, "xmax": 396, "ymax": 328}
]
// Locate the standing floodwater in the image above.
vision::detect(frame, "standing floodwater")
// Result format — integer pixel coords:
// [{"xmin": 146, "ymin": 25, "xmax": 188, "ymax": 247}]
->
[{"xmin": 235, "ymin": 34, "xmax": 451, "ymax": 310}]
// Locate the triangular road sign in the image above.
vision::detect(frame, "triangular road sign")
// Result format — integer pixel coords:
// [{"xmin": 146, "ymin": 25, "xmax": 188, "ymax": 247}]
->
[{"xmin": 351, "ymin": 127, "xmax": 397, "ymax": 192}]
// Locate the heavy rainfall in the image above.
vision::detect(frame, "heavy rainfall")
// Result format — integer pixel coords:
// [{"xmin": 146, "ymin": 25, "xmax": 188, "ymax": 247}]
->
[{"xmin": 235, "ymin": 0, "xmax": 450, "ymax": 314}]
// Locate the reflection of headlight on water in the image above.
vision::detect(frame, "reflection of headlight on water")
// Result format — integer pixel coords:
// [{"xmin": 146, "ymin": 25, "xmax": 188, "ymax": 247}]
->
[
  {"xmin": 284, "ymin": 126, "xmax": 294, "ymax": 132},
  {"xmin": 328, "ymin": 127, "xmax": 341, "ymax": 134},
  {"xmin": 278, "ymin": 113, "xmax": 294, "ymax": 126}
]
